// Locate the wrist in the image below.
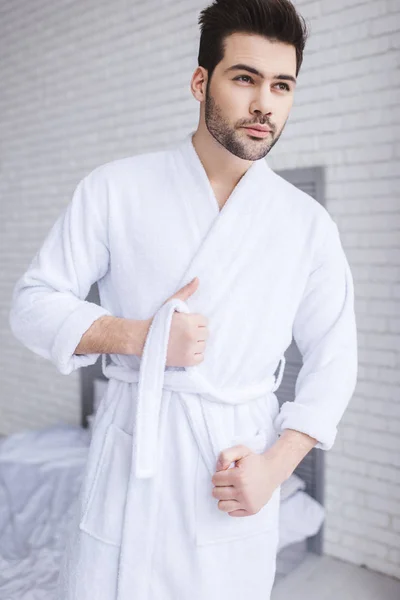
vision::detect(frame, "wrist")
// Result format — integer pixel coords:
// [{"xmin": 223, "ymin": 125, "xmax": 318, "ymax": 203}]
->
[
  {"xmin": 126, "ymin": 318, "xmax": 152, "ymax": 356},
  {"xmin": 261, "ymin": 451, "xmax": 290, "ymax": 489},
  {"xmin": 263, "ymin": 428, "xmax": 318, "ymax": 485}
]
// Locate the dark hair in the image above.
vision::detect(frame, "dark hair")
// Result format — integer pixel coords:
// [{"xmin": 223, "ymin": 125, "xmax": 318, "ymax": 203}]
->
[{"xmin": 198, "ymin": 0, "xmax": 309, "ymax": 83}]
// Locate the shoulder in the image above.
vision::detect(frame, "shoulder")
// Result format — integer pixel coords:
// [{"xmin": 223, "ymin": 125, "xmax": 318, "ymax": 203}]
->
[
  {"xmin": 82, "ymin": 146, "xmax": 171, "ymax": 189},
  {"xmin": 264, "ymin": 165, "xmax": 342, "ymax": 267},
  {"xmin": 267, "ymin": 165, "xmax": 337, "ymax": 235},
  {"xmin": 71, "ymin": 147, "xmax": 173, "ymax": 219}
]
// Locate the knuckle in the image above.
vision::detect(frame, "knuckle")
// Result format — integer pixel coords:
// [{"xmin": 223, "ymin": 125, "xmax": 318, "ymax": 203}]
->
[{"xmin": 234, "ymin": 471, "xmax": 244, "ymax": 485}]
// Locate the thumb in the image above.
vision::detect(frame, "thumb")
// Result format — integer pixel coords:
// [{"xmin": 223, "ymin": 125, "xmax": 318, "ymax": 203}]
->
[
  {"xmin": 216, "ymin": 445, "xmax": 250, "ymax": 471},
  {"xmin": 170, "ymin": 276, "xmax": 199, "ymax": 302}
]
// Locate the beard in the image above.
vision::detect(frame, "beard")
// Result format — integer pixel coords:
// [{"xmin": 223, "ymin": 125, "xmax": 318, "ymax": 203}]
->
[{"xmin": 204, "ymin": 80, "xmax": 285, "ymax": 161}]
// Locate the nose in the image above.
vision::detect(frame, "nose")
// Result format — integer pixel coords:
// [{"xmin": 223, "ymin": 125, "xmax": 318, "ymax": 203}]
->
[{"xmin": 249, "ymin": 87, "xmax": 274, "ymax": 121}]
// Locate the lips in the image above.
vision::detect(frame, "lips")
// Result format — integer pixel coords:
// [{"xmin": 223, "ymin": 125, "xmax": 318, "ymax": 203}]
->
[{"xmin": 244, "ymin": 125, "xmax": 271, "ymax": 132}]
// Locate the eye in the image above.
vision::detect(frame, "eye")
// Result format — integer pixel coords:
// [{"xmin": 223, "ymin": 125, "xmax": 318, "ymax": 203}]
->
[
  {"xmin": 234, "ymin": 75, "xmax": 254, "ymax": 83},
  {"xmin": 275, "ymin": 82, "xmax": 291, "ymax": 91},
  {"xmin": 234, "ymin": 76, "xmax": 291, "ymax": 91}
]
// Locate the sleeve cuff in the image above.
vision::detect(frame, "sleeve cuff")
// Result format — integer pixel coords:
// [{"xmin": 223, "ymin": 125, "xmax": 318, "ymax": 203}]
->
[
  {"xmin": 51, "ymin": 301, "xmax": 112, "ymax": 374},
  {"xmin": 273, "ymin": 401, "xmax": 337, "ymax": 451}
]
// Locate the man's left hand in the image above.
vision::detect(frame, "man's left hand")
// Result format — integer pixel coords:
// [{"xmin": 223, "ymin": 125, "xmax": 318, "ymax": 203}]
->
[{"xmin": 211, "ymin": 445, "xmax": 280, "ymax": 517}]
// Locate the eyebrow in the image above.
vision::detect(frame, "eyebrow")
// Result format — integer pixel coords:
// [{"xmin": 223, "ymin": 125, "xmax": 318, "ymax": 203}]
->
[{"xmin": 224, "ymin": 63, "xmax": 297, "ymax": 85}]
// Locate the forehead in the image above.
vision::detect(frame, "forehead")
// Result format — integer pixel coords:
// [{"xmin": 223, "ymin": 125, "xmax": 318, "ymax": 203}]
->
[{"xmin": 220, "ymin": 32, "xmax": 297, "ymax": 77}]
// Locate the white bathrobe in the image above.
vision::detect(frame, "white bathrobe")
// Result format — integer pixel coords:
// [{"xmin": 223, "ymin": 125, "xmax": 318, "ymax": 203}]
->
[{"xmin": 9, "ymin": 130, "xmax": 358, "ymax": 600}]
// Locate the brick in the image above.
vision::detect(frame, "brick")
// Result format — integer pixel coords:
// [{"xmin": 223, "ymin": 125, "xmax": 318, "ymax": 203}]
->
[
  {"xmin": 342, "ymin": 441, "xmax": 400, "ymax": 468},
  {"xmin": 329, "ymin": 514, "xmax": 400, "ymax": 549},
  {"xmin": 343, "ymin": 505, "xmax": 390, "ymax": 529},
  {"xmin": 366, "ymin": 493, "xmax": 400, "ymax": 517},
  {"xmin": 367, "ymin": 464, "xmax": 400, "ymax": 486},
  {"xmin": 340, "ymin": 533, "xmax": 388, "ymax": 560},
  {"xmin": 370, "ymin": 14, "xmax": 400, "ymax": 36},
  {"xmin": 326, "ymin": 483, "xmax": 365, "ymax": 505},
  {"xmin": 317, "ymin": 1, "xmax": 388, "ymax": 31},
  {"xmin": 340, "ymin": 411, "xmax": 389, "ymax": 433},
  {"xmin": 358, "ymin": 348, "xmax": 398, "ymax": 368}
]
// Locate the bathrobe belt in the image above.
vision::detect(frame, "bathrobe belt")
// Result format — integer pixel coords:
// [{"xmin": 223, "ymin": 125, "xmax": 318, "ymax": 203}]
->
[{"xmin": 101, "ymin": 298, "xmax": 285, "ymax": 479}]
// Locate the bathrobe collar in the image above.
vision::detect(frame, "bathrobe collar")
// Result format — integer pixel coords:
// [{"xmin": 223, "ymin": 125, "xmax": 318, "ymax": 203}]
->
[{"xmin": 175, "ymin": 130, "xmax": 274, "ymax": 217}]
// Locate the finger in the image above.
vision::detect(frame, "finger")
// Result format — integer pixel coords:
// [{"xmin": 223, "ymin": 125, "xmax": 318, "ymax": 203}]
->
[
  {"xmin": 212, "ymin": 485, "xmax": 237, "ymax": 501},
  {"xmin": 197, "ymin": 325, "xmax": 209, "ymax": 339},
  {"xmin": 196, "ymin": 315, "xmax": 209, "ymax": 327},
  {"xmin": 198, "ymin": 328, "xmax": 209, "ymax": 340},
  {"xmin": 218, "ymin": 499, "xmax": 242, "ymax": 513},
  {"xmin": 193, "ymin": 352, "xmax": 204, "ymax": 363},
  {"xmin": 228, "ymin": 509, "xmax": 249, "ymax": 517},
  {"xmin": 211, "ymin": 470, "xmax": 235, "ymax": 486}
]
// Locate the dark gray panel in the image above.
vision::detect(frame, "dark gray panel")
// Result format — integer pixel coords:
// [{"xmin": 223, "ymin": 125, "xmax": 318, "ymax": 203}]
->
[
  {"xmin": 274, "ymin": 165, "xmax": 326, "ymax": 555},
  {"xmin": 80, "ymin": 283, "xmax": 106, "ymax": 429}
]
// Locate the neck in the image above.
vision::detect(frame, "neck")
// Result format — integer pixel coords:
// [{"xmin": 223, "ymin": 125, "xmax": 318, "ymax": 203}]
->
[{"xmin": 191, "ymin": 128, "xmax": 253, "ymax": 191}]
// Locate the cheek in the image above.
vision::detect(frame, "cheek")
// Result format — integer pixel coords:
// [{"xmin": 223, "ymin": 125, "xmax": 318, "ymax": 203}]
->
[
  {"xmin": 220, "ymin": 91, "xmax": 243, "ymax": 112},
  {"xmin": 219, "ymin": 83, "xmax": 250, "ymax": 105}
]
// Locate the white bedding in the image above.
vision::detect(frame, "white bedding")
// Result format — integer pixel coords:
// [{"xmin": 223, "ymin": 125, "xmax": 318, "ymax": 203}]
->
[
  {"xmin": 0, "ymin": 426, "xmax": 89, "ymax": 600},
  {"xmin": 0, "ymin": 425, "xmax": 324, "ymax": 599}
]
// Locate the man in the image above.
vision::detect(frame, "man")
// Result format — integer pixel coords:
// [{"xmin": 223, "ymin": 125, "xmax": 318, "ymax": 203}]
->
[{"xmin": 9, "ymin": 0, "xmax": 358, "ymax": 598}]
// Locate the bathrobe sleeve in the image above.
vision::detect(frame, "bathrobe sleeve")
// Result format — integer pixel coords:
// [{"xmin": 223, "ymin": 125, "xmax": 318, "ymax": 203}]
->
[
  {"xmin": 273, "ymin": 218, "xmax": 358, "ymax": 451},
  {"xmin": 9, "ymin": 170, "xmax": 113, "ymax": 375}
]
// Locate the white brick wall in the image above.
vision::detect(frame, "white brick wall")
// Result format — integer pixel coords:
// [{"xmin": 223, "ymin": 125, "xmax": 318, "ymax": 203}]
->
[
  {"xmin": 1, "ymin": 0, "xmax": 399, "ymax": 580},
  {"xmin": 274, "ymin": 0, "xmax": 399, "ymax": 580}
]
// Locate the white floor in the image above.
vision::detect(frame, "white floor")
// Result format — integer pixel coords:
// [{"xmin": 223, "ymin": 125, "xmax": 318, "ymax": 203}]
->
[{"xmin": 271, "ymin": 553, "xmax": 400, "ymax": 600}]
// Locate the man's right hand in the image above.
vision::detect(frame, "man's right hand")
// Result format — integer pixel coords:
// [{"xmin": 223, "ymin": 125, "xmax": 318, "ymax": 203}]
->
[
  {"xmin": 163, "ymin": 277, "xmax": 209, "ymax": 367},
  {"xmin": 74, "ymin": 277, "xmax": 209, "ymax": 361}
]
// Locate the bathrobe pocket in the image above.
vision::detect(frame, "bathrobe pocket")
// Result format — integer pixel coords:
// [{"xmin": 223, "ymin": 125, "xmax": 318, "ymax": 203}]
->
[
  {"xmin": 195, "ymin": 427, "xmax": 280, "ymax": 546},
  {"xmin": 79, "ymin": 423, "xmax": 132, "ymax": 547}
]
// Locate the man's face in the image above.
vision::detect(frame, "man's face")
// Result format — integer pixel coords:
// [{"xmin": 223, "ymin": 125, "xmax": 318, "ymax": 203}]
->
[{"xmin": 202, "ymin": 33, "xmax": 297, "ymax": 161}]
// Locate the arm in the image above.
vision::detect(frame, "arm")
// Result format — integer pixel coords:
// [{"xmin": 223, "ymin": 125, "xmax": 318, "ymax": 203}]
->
[
  {"xmin": 264, "ymin": 217, "xmax": 358, "ymax": 479},
  {"xmin": 74, "ymin": 314, "xmax": 151, "ymax": 357},
  {"xmin": 9, "ymin": 169, "xmax": 126, "ymax": 374}
]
